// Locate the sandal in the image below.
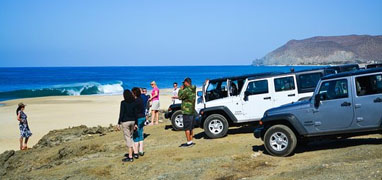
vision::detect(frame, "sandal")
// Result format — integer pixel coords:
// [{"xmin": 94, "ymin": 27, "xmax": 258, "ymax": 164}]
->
[{"xmin": 133, "ymin": 153, "xmax": 139, "ymax": 159}]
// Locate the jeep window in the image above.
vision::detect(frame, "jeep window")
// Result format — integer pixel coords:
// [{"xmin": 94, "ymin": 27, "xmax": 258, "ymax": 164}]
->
[
  {"xmin": 229, "ymin": 80, "xmax": 239, "ymax": 96},
  {"xmin": 229, "ymin": 79, "xmax": 245, "ymax": 96},
  {"xmin": 205, "ymin": 80, "xmax": 228, "ymax": 101},
  {"xmin": 274, "ymin": 76, "xmax": 295, "ymax": 92},
  {"xmin": 297, "ymin": 73, "xmax": 322, "ymax": 93},
  {"xmin": 355, "ymin": 74, "xmax": 382, "ymax": 96},
  {"xmin": 246, "ymin": 80, "xmax": 268, "ymax": 95},
  {"xmin": 318, "ymin": 79, "xmax": 348, "ymax": 100}
]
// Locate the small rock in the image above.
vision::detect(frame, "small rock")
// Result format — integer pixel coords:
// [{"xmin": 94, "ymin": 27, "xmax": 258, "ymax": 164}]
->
[{"xmin": 252, "ymin": 152, "xmax": 262, "ymax": 158}]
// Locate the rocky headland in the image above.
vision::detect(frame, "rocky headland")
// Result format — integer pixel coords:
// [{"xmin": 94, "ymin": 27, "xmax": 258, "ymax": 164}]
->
[{"xmin": 254, "ymin": 35, "xmax": 382, "ymax": 65}]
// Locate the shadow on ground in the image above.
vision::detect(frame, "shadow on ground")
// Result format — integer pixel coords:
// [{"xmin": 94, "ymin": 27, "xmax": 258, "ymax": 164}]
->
[
  {"xmin": 194, "ymin": 125, "xmax": 256, "ymax": 139},
  {"xmin": 252, "ymin": 137, "xmax": 382, "ymax": 156},
  {"xmin": 143, "ymin": 133, "xmax": 150, "ymax": 139}
]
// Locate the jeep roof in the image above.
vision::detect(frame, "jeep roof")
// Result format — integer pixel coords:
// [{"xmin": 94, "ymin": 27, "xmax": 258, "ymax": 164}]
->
[
  {"xmin": 327, "ymin": 64, "xmax": 360, "ymax": 72},
  {"xmin": 208, "ymin": 72, "xmax": 276, "ymax": 83},
  {"xmin": 208, "ymin": 67, "xmax": 334, "ymax": 83},
  {"xmin": 321, "ymin": 67, "xmax": 382, "ymax": 80},
  {"xmin": 247, "ymin": 68, "xmax": 335, "ymax": 80},
  {"xmin": 366, "ymin": 63, "xmax": 382, "ymax": 69}
]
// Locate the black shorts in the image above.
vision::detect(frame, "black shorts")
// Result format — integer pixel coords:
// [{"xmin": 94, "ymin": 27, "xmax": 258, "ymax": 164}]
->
[{"xmin": 183, "ymin": 114, "xmax": 194, "ymax": 131}]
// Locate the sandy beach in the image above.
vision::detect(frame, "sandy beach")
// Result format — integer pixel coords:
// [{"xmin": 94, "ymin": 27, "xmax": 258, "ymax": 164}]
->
[{"xmin": 0, "ymin": 89, "xmax": 174, "ymax": 153}]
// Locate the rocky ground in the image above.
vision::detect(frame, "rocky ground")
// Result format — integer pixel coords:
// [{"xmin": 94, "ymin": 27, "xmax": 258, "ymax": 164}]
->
[{"xmin": 1, "ymin": 116, "xmax": 381, "ymax": 180}]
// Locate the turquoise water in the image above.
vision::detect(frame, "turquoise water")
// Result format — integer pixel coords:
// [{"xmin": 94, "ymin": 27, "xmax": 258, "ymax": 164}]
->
[{"xmin": 0, "ymin": 66, "xmax": 323, "ymax": 101}]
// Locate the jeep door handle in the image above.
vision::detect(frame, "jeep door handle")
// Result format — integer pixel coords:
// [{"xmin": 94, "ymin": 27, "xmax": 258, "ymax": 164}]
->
[
  {"xmin": 341, "ymin": 102, "xmax": 351, "ymax": 106},
  {"xmin": 263, "ymin": 97, "xmax": 271, "ymax": 100},
  {"xmin": 288, "ymin": 94, "xmax": 295, "ymax": 97},
  {"xmin": 374, "ymin": 97, "xmax": 382, "ymax": 103}
]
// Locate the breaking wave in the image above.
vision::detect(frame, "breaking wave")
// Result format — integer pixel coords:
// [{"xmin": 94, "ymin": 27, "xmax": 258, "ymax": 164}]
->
[{"xmin": 0, "ymin": 81, "xmax": 124, "ymax": 100}]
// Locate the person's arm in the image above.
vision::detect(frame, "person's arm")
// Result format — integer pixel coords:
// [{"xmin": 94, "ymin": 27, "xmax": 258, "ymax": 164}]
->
[
  {"xmin": 149, "ymin": 90, "xmax": 158, "ymax": 101},
  {"xmin": 118, "ymin": 102, "xmax": 124, "ymax": 125},
  {"xmin": 134, "ymin": 102, "xmax": 139, "ymax": 129},
  {"xmin": 178, "ymin": 88, "xmax": 187, "ymax": 100},
  {"xmin": 17, "ymin": 111, "xmax": 21, "ymax": 122}
]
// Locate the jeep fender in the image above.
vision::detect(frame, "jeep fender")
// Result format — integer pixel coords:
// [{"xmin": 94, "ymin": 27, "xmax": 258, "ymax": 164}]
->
[
  {"xmin": 200, "ymin": 106, "xmax": 238, "ymax": 126},
  {"xmin": 169, "ymin": 103, "xmax": 181, "ymax": 110},
  {"xmin": 261, "ymin": 113, "xmax": 308, "ymax": 136}
]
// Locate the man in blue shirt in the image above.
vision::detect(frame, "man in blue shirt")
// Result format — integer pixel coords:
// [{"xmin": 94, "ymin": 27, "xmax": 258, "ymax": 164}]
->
[{"xmin": 140, "ymin": 88, "xmax": 150, "ymax": 117}]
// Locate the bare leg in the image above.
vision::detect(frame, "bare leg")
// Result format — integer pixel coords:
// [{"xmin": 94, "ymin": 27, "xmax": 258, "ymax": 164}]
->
[
  {"xmin": 128, "ymin": 147, "xmax": 133, "ymax": 158},
  {"xmin": 24, "ymin": 137, "xmax": 29, "ymax": 149},
  {"xmin": 19, "ymin": 138, "xmax": 23, "ymax": 150},
  {"xmin": 155, "ymin": 111, "xmax": 159, "ymax": 124},
  {"xmin": 185, "ymin": 130, "xmax": 192, "ymax": 142},
  {"xmin": 139, "ymin": 141, "xmax": 144, "ymax": 152},
  {"xmin": 133, "ymin": 142, "xmax": 139, "ymax": 154},
  {"xmin": 150, "ymin": 110, "xmax": 155, "ymax": 125}
]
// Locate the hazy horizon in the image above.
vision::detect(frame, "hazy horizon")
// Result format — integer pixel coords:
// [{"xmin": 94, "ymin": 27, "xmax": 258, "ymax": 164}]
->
[{"xmin": 1, "ymin": 0, "xmax": 381, "ymax": 67}]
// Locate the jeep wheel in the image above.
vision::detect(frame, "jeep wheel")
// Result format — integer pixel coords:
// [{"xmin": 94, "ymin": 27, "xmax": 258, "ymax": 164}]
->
[
  {"xmin": 203, "ymin": 114, "xmax": 229, "ymax": 139},
  {"xmin": 171, "ymin": 110, "xmax": 183, "ymax": 131},
  {"xmin": 264, "ymin": 125, "xmax": 297, "ymax": 157}
]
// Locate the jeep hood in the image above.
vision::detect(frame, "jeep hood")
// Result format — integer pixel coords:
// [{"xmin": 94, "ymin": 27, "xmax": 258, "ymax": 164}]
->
[{"xmin": 266, "ymin": 99, "xmax": 311, "ymax": 116}]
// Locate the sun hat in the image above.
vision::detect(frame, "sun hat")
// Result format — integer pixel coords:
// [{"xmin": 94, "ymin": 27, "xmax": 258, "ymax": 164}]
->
[{"xmin": 18, "ymin": 102, "xmax": 26, "ymax": 107}]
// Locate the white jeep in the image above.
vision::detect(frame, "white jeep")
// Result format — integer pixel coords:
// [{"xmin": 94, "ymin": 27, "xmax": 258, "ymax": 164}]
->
[{"xmin": 198, "ymin": 68, "xmax": 336, "ymax": 138}]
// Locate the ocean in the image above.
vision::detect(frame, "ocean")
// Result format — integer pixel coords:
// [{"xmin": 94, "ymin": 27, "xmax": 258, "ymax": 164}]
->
[{"xmin": 0, "ymin": 66, "xmax": 323, "ymax": 101}]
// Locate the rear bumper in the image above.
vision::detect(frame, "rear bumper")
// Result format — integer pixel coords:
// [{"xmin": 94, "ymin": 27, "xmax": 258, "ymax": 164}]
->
[{"xmin": 253, "ymin": 126, "xmax": 264, "ymax": 139}]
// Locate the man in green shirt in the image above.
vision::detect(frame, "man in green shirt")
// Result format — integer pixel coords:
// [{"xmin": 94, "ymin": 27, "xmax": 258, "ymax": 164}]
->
[{"xmin": 178, "ymin": 77, "xmax": 196, "ymax": 147}]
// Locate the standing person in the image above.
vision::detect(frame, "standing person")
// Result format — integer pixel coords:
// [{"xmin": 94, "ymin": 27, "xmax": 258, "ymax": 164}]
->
[
  {"xmin": 140, "ymin": 88, "xmax": 150, "ymax": 118},
  {"xmin": 16, "ymin": 103, "xmax": 32, "ymax": 150},
  {"xmin": 132, "ymin": 87, "xmax": 146, "ymax": 157},
  {"xmin": 149, "ymin": 81, "xmax": 160, "ymax": 125},
  {"xmin": 117, "ymin": 90, "xmax": 138, "ymax": 162},
  {"xmin": 178, "ymin": 77, "xmax": 196, "ymax": 147},
  {"xmin": 171, "ymin": 82, "xmax": 182, "ymax": 104}
]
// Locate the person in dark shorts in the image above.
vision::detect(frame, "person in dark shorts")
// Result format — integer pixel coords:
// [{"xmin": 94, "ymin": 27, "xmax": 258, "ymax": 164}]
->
[{"xmin": 178, "ymin": 77, "xmax": 196, "ymax": 147}]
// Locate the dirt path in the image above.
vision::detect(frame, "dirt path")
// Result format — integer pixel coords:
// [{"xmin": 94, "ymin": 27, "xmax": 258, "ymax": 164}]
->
[{"xmin": 1, "ymin": 119, "xmax": 381, "ymax": 180}]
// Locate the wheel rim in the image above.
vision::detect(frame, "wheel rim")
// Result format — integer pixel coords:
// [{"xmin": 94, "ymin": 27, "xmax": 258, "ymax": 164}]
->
[
  {"xmin": 175, "ymin": 114, "xmax": 183, "ymax": 128},
  {"xmin": 208, "ymin": 119, "xmax": 224, "ymax": 135},
  {"xmin": 269, "ymin": 132, "xmax": 289, "ymax": 152}
]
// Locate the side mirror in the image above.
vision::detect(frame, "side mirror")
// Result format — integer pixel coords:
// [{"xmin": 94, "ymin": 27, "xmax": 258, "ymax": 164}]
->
[
  {"xmin": 314, "ymin": 94, "xmax": 320, "ymax": 108},
  {"xmin": 244, "ymin": 91, "xmax": 250, "ymax": 101},
  {"xmin": 197, "ymin": 91, "xmax": 203, "ymax": 97}
]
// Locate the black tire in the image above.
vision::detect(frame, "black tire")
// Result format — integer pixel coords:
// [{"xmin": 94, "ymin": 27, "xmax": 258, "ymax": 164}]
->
[
  {"xmin": 171, "ymin": 110, "xmax": 183, "ymax": 131},
  {"xmin": 203, "ymin": 114, "xmax": 229, "ymax": 139},
  {"xmin": 264, "ymin": 125, "xmax": 297, "ymax": 157}
]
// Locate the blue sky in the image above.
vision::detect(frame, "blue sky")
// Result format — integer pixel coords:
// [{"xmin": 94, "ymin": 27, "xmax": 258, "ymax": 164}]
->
[{"xmin": 0, "ymin": 0, "xmax": 381, "ymax": 67}]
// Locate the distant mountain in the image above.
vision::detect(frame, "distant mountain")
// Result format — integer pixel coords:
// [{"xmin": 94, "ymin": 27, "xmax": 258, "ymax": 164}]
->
[{"xmin": 254, "ymin": 35, "xmax": 382, "ymax": 65}]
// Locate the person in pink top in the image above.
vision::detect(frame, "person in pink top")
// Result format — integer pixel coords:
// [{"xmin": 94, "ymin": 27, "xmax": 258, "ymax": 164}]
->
[{"xmin": 149, "ymin": 81, "xmax": 160, "ymax": 125}]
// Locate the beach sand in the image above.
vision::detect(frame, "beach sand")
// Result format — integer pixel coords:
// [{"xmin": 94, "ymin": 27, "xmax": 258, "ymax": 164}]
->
[{"xmin": 0, "ymin": 89, "xmax": 174, "ymax": 153}]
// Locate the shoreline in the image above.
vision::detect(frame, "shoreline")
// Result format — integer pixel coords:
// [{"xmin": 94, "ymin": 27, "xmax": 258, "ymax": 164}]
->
[{"xmin": 0, "ymin": 89, "xmax": 175, "ymax": 153}]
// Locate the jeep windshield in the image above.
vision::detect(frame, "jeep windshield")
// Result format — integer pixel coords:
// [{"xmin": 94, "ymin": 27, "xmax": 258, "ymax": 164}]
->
[
  {"xmin": 205, "ymin": 80, "xmax": 228, "ymax": 101},
  {"xmin": 204, "ymin": 78, "xmax": 246, "ymax": 101}
]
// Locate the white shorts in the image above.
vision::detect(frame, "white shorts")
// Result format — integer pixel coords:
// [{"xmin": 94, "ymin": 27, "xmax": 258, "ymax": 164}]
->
[{"xmin": 151, "ymin": 100, "xmax": 160, "ymax": 111}]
